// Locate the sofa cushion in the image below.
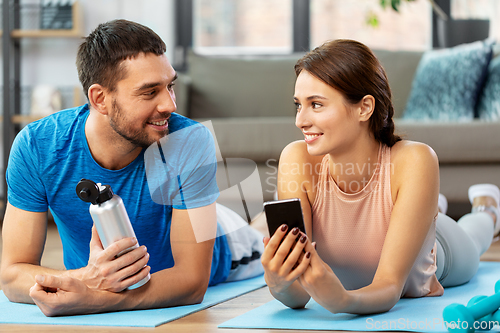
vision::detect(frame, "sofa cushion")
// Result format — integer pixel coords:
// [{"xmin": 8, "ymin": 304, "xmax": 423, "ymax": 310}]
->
[
  {"xmin": 195, "ymin": 117, "xmax": 500, "ymax": 164},
  {"xmin": 195, "ymin": 117, "xmax": 303, "ymax": 162},
  {"xmin": 477, "ymin": 56, "xmax": 500, "ymax": 120},
  {"xmin": 403, "ymin": 41, "xmax": 493, "ymax": 121},
  {"xmin": 372, "ymin": 50, "xmax": 423, "ymax": 118},
  {"xmin": 172, "ymin": 73, "xmax": 191, "ymax": 116},
  {"xmin": 187, "ymin": 52, "xmax": 302, "ymax": 119},
  {"xmin": 395, "ymin": 119, "xmax": 500, "ymax": 163}
]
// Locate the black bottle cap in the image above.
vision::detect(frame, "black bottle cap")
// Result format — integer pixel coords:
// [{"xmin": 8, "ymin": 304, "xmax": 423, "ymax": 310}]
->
[
  {"xmin": 76, "ymin": 179, "xmax": 114, "ymax": 205},
  {"xmin": 97, "ymin": 185, "xmax": 114, "ymax": 204}
]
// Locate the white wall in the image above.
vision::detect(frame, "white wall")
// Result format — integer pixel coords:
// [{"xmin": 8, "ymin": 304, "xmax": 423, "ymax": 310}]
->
[{"xmin": 19, "ymin": 0, "xmax": 176, "ymax": 88}]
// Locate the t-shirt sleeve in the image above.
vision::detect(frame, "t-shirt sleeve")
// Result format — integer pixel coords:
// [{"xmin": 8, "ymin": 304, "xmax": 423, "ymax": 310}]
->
[
  {"xmin": 144, "ymin": 122, "xmax": 219, "ymax": 209},
  {"xmin": 6, "ymin": 128, "xmax": 48, "ymax": 212}
]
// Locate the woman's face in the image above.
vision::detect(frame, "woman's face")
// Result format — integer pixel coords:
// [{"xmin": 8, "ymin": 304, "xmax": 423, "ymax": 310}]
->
[{"xmin": 294, "ymin": 70, "xmax": 363, "ymax": 156}]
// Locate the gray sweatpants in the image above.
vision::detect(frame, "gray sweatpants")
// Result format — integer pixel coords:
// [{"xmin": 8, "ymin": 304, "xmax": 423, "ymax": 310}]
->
[{"xmin": 435, "ymin": 212, "xmax": 494, "ymax": 287}]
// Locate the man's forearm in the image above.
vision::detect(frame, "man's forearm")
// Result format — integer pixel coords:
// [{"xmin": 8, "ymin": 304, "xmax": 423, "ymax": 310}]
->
[
  {"xmin": 94, "ymin": 266, "xmax": 210, "ymax": 313},
  {"xmin": 1, "ymin": 263, "xmax": 84, "ymax": 304},
  {"xmin": 27, "ymin": 261, "xmax": 213, "ymax": 316}
]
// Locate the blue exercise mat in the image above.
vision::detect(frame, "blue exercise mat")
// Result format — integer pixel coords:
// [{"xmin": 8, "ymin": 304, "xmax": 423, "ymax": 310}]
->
[
  {"xmin": 219, "ymin": 262, "xmax": 500, "ymax": 332},
  {"xmin": 0, "ymin": 274, "xmax": 265, "ymax": 327}
]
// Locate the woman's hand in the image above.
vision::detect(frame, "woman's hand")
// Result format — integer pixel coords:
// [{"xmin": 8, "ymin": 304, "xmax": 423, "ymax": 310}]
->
[
  {"xmin": 261, "ymin": 224, "xmax": 311, "ymax": 295},
  {"xmin": 298, "ymin": 241, "xmax": 349, "ymax": 313}
]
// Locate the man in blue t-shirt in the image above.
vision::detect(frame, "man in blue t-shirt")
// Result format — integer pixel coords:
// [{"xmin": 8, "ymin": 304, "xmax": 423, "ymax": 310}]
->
[{"xmin": 0, "ymin": 19, "xmax": 263, "ymax": 316}]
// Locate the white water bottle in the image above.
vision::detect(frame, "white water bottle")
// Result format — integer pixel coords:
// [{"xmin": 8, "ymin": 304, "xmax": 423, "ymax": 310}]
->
[{"xmin": 76, "ymin": 178, "xmax": 150, "ymax": 290}]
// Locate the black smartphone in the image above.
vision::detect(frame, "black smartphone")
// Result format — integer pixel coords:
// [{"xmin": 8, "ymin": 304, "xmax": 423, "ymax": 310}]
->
[{"xmin": 263, "ymin": 198, "xmax": 306, "ymax": 237}]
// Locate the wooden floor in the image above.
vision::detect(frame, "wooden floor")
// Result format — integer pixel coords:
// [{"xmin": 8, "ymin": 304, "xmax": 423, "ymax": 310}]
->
[{"xmin": 0, "ymin": 225, "xmax": 499, "ymax": 332}]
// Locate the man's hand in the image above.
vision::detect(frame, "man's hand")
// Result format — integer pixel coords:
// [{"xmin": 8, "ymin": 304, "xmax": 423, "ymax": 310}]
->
[
  {"xmin": 79, "ymin": 226, "xmax": 151, "ymax": 292},
  {"xmin": 29, "ymin": 275, "xmax": 103, "ymax": 317}
]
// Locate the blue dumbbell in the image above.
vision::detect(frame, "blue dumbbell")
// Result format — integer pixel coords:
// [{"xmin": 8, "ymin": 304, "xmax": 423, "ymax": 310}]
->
[
  {"xmin": 484, "ymin": 284, "xmax": 500, "ymax": 332},
  {"xmin": 443, "ymin": 280, "xmax": 500, "ymax": 333},
  {"xmin": 467, "ymin": 296, "xmax": 495, "ymax": 331},
  {"xmin": 489, "ymin": 306, "xmax": 500, "ymax": 329}
]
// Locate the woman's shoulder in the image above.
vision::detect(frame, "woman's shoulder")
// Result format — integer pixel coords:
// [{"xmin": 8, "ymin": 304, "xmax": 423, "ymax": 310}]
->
[
  {"xmin": 390, "ymin": 140, "xmax": 438, "ymax": 167},
  {"xmin": 280, "ymin": 140, "xmax": 325, "ymax": 171},
  {"xmin": 278, "ymin": 141, "xmax": 324, "ymax": 209},
  {"xmin": 389, "ymin": 140, "xmax": 439, "ymax": 191}
]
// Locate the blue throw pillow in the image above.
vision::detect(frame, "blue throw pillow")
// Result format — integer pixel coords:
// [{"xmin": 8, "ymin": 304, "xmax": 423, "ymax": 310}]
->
[
  {"xmin": 477, "ymin": 56, "xmax": 500, "ymax": 120},
  {"xmin": 403, "ymin": 41, "xmax": 493, "ymax": 121}
]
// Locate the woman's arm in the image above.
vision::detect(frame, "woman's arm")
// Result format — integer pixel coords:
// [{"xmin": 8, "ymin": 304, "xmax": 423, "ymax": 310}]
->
[
  {"xmin": 298, "ymin": 141, "xmax": 440, "ymax": 314},
  {"xmin": 261, "ymin": 141, "xmax": 323, "ymax": 308}
]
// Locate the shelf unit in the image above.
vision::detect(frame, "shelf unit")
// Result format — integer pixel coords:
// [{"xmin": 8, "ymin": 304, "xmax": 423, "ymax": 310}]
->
[
  {"xmin": 2, "ymin": 0, "xmax": 83, "ymax": 207},
  {"xmin": 11, "ymin": 2, "xmax": 82, "ymax": 38}
]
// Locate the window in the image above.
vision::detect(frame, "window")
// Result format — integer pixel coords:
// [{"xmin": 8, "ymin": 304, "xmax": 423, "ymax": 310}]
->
[
  {"xmin": 451, "ymin": 0, "xmax": 500, "ymax": 41},
  {"xmin": 193, "ymin": 0, "xmax": 293, "ymax": 55},
  {"xmin": 310, "ymin": 0, "xmax": 432, "ymax": 51}
]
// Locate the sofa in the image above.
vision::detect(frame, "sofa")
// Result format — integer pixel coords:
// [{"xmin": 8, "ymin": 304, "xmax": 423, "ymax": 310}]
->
[{"xmin": 173, "ymin": 48, "xmax": 500, "ymax": 220}]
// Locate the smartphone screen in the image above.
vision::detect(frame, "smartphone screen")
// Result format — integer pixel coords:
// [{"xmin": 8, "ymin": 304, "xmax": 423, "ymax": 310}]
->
[{"xmin": 263, "ymin": 198, "xmax": 306, "ymax": 237}]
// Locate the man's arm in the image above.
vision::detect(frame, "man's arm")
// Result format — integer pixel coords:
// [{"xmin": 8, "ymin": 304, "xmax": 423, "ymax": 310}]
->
[
  {"xmin": 29, "ymin": 203, "xmax": 218, "ymax": 316},
  {"xmin": 1, "ymin": 203, "xmax": 149, "ymax": 304},
  {"xmin": 1, "ymin": 203, "xmax": 52, "ymax": 303},
  {"xmin": 124, "ymin": 203, "xmax": 218, "ymax": 308}
]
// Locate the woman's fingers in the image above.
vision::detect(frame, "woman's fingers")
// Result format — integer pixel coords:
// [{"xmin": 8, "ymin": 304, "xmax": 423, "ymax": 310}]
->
[
  {"xmin": 281, "ymin": 232, "xmax": 308, "ymax": 271},
  {"xmin": 261, "ymin": 227, "xmax": 312, "ymax": 293},
  {"xmin": 288, "ymin": 250, "xmax": 311, "ymax": 280},
  {"xmin": 274, "ymin": 227, "xmax": 302, "ymax": 262},
  {"xmin": 261, "ymin": 224, "xmax": 288, "ymax": 262}
]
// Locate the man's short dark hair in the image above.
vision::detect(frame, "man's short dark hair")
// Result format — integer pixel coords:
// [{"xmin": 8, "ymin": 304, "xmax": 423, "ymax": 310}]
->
[{"xmin": 76, "ymin": 19, "xmax": 167, "ymax": 100}]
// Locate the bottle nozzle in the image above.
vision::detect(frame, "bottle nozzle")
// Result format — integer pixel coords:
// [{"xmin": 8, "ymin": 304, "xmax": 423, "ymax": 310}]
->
[{"xmin": 76, "ymin": 179, "xmax": 114, "ymax": 205}]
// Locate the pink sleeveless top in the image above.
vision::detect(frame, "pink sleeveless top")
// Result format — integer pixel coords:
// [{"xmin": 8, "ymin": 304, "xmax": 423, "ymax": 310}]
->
[{"xmin": 311, "ymin": 144, "xmax": 443, "ymax": 297}]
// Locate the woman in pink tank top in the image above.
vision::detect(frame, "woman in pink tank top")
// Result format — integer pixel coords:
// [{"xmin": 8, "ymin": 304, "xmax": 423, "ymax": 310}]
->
[{"xmin": 261, "ymin": 39, "xmax": 499, "ymax": 314}]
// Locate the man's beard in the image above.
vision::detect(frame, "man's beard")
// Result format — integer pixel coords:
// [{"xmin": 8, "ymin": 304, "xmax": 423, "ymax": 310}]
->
[{"xmin": 109, "ymin": 99, "xmax": 169, "ymax": 148}]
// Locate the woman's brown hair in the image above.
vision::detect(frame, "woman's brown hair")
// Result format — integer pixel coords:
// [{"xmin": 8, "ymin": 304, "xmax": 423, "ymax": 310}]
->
[{"xmin": 295, "ymin": 39, "xmax": 401, "ymax": 147}]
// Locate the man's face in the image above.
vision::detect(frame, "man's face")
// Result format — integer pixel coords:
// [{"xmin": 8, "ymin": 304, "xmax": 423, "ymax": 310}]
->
[{"xmin": 107, "ymin": 53, "xmax": 177, "ymax": 148}]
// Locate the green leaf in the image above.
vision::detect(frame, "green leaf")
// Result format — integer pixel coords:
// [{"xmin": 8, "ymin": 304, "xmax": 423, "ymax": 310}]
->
[
  {"xmin": 391, "ymin": 0, "xmax": 401, "ymax": 12},
  {"xmin": 381, "ymin": 0, "xmax": 418, "ymax": 13},
  {"xmin": 366, "ymin": 11, "xmax": 380, "ymax": 28}
]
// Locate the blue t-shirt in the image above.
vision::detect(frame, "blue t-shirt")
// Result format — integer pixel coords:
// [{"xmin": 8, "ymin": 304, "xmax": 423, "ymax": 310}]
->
[{"xmin": 6, "ymin": 104, "xmax": 231, "ymax": 285}]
